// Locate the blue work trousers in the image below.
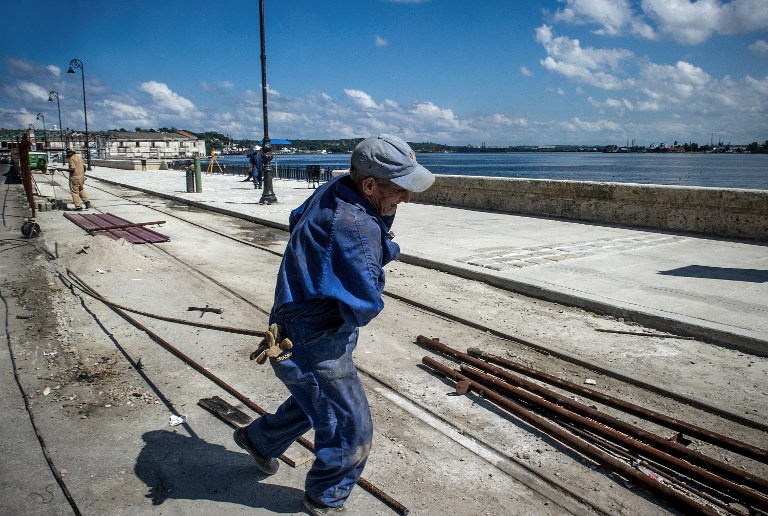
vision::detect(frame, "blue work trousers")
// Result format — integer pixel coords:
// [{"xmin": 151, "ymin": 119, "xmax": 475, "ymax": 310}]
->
[{"xmin": 245, "ymin": 301, "xmax": 373, "ymax": 507}]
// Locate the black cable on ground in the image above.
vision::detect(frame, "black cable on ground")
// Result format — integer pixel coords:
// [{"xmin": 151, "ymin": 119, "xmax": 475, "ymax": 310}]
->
[
  {"xmin": 62, "ymin": 272, "xmax": 265, "ymax": 337},
  {"xmin": 0, "ymin": 286, "xmax": 83, "ymax": 516}
]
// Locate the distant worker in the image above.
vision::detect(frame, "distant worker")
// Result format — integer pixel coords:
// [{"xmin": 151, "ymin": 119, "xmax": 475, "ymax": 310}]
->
[
  {"xmin": 55, "ymin": 148, "xmax": 90, "ymax": 210},
  {"xmin": 233, "ymin": 135, "xmax": 435, "ymax": 515},
  {"xmin": 252, "ymin": 150, "xmax": 263, "ymax": 189}
]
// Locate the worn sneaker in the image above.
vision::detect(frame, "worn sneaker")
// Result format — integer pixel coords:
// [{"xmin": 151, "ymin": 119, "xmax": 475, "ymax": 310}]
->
[
  {"xmin": 233, "ymin": 427, "xmax": 279, "ymax": 475},
  {"xmin": 84, "ymin": 201, "xmax": 91, "ymax": 209},
  {"xmin": 303, "ymin": 494, "xmax": 346, "ymax": 515}
]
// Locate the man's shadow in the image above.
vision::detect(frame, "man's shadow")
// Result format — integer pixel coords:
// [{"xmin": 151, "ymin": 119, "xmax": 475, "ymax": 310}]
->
[
  {"xmin": 3, "ymin": 164, "xmax": 22, "ymax": 184},
  {"xmin": 135, "ymin": 429, "xmax": 303, "ymax": 512}
]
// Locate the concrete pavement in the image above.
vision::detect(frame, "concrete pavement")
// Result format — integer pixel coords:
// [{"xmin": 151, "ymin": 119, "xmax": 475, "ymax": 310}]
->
[{"xmin": 38, "ymin": 166, "xmax": 768, "ymax": 356}]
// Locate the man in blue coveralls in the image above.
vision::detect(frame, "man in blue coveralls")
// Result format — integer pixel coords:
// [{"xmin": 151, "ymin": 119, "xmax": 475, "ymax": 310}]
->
[{"xmin": 234, "ymin": 135, "xmax": 435, "ymax": 515}]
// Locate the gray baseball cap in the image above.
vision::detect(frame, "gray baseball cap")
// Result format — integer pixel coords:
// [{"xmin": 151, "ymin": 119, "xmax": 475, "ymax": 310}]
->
[{"xmin": 351, "ymin": 134, "xmax": 435, "ymax": 192}]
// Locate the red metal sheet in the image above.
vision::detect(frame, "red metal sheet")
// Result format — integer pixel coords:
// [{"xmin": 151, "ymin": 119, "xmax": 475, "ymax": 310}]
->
[{"xmin": 63, "ymin": 212, "xmax": 169, "ymax": 244}]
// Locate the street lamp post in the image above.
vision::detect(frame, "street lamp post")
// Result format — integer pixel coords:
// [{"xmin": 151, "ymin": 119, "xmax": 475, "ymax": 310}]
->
[
  {"xmin": 67, "ymin": 58, "xmax": 91, "ymax": 170},
  {"xmin": 48, "ymin": 91, "xmax": 65, "ymax": 164},
  {"xmin": 258, "ymin": 0, "xmax": 277, "ymax": 204},
  {"xmin": 36, "ymin": 113, "xmax": 47, "ymax": 149}
]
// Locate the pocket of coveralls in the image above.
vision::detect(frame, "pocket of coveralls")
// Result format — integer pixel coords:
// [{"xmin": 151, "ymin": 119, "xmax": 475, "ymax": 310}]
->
[{"xmin": 302, "ymin": 329, "xmax": 357, "ymax": 382}]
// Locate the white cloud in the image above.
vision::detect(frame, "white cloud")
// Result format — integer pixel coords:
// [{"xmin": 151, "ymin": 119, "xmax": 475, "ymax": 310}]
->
[
  {"xmin": 536, "ymin": 25, "xmax": 633, "ymax": 90},
  {"xmin": 99, "ymin": 99, "xmax": 151, "ymax": 124},
  {"xmin": 642, "ymin": 0, "xmax": 768, "ymax": 44},
  {"xmin": 17, "ymin": 81, "xmax": 50, "ymax": 102},
  {"xmin": 562, "ymin": 116, "xmax": 622, "ymax": 132},
  {"xmin": 750, "ymin": 39, "xmax": 768, "ymax": 55},
  {"xmin": 344, "ymin": 89, "xmax": 382, "ymax": 109},
  {"xmin": 375, "ymin": 35, "xmax": 388, "ymax": 46},
  {"xmin": 520, "ymin": 66, "xmax": 533, "ymax": 76},
  {"xmin": 46, "ymin": 65, "xmax": 61, "ymax": 78},
  {"xmin": 554, "ymin": 0, "xmax": 656, "ymax": 39},
  {"xmin": 139, "ymin": 81, "xmax": 196, "ymax": 115},
  {"xmin": 553, "ymin": 0, "xmax": 768, "ymax": 44}
]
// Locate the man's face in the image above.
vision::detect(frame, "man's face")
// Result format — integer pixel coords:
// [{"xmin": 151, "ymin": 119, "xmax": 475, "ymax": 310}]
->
[{"xmin": 363, "ymin": 178, "xmax": 410, "ymax": 216}]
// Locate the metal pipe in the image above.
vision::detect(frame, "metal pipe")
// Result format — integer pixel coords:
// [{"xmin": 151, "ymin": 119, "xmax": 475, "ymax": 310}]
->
[
  {"xmin": 561, "ymin": 422, "xmax": 738, "ymax": 515},
  {"xmin": 458, "ymin": 362, "xmax": 768, "ymax": 495},
  {"xmin": 421, "ymin": 356, "xmax": 718, "ymax": 516},
  {"xmin": 460, "ymin": 364, "xmax": 768, "ymax": 510},
  {"xmin": 417, "ymin": 337, "xmax": 767, "ymax": 494},
  {"xmin": 465, "ymin": 346, "xmax": 767, "ymax": 464},
  {"xmin": 64, "ymin": 270, "xmax": 408, "ymax": 516}
]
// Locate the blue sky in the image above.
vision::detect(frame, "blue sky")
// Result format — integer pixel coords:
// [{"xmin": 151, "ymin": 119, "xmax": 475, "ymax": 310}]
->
[{"xmin": 2, "ymin": 0, "xmax": 767, "ymax": 146}]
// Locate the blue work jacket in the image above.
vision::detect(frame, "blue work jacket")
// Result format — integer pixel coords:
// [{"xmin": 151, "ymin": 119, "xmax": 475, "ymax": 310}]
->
[{"xmin": 272, "ymin": 175, "xmax": 400, "ymax": 328}]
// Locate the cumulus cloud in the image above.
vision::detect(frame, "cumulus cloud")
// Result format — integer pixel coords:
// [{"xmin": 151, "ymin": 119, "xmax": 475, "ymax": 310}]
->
[
  {"xmin": 554, "ymin": 0, "xmax": 656, "ymax": 39},
  {"xmin": 99, "ymin": 99, "xmax": 151, "ymax": 125},
  {"xmin": 375, "ymin": 35, "xmax": 388, "ymax": 46},
  {"xmin": 344, "ymin": 89, "xmax": 382, "ymax": 109},
  {"xmin": 562, "ymin": 116, "xmax": 622, "ymax": 132},
  {"xmin": 642, "ymin": 0, "xmax": 768, "ymax": 44},
  {"xmin": 139, "ymin": 81, "xmax": 196, "ymax": 115},
  {"xmin": 750, "ymin": 39, "xmax": 768, "ymax": 55},
  {"xmin": 553, "ymin": 0, "xmax": 768, "ymax": 44},
  {"xmin": 14, "ymin": 81, "xmax": 50, "ymax": 102},
  {"xmin": 520, "ymin": 66, "xmax": 533, "ymax": 76},
  {"xmin": 536, "ymin": 25, "xmax": 633, "ymax": 90}
]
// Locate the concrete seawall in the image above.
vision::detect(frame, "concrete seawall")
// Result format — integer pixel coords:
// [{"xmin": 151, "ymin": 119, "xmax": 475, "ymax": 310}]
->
[{"xmin": 411, "ymin": 175, "xmax": 768, "ymax": 241}]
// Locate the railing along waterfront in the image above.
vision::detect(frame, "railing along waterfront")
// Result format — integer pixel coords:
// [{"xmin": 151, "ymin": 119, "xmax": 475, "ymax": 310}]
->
[{"xmin": 187, "ymin": 160, "xmax": 341, "ymax": 184}]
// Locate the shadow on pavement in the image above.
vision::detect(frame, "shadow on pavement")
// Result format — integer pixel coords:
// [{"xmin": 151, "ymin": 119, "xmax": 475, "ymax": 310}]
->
[
  {"xmin": 3, "ymin": 164, "xmax": 22, "ymax": 184},
  {"xmin": 135, "ymin": 429, "xmax": 303, "ymax": 511},
  {"xmin": 659, "ymin": 265, "xmax": 768, "ymax": 283}
]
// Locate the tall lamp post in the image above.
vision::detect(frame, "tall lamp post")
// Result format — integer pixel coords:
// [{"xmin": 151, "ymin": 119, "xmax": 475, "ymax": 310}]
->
[
  {"xmin": 48, "ymin": 91, "xmax": 65, "ymax": 163},
  {"xmin": 258, "ymin": 0, "xmax": 277, "ymax": 204},
  {"xmin": 67, "ymin": 58, "xmax": 91, "ymax": 170},
  {"xmin": 36, "ymin": 113, "xmax": 47, "ymax": 149}
]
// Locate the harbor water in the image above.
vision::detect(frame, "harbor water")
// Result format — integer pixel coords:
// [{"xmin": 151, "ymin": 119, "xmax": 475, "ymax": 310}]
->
[{"xmin": 212, "ymin": 152, "xmax": 768, "ymax": 190}]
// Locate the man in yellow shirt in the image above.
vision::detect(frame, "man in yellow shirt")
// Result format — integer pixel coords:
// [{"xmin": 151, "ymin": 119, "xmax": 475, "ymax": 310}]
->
[{"xmin": 56, "ymin": 148, "xmax": 90, "ymax": 210}]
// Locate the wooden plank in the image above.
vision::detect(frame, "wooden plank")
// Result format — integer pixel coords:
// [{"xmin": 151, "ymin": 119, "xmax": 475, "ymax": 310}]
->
[
  {"xmin": 198, "ymin": 396, "xmax": 252, "ymax": 427},
  {"xmin": 197, "ymin": 396, "xmax": 314, "ymax": 467}
]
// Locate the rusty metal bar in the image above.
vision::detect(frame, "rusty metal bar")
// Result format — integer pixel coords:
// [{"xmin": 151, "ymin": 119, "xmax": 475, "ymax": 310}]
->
[
  {"xmin": 87, "ymin": 220, "xmax": 166, "ymax": 233},
  {"xmin": 64, "ymin": 270, "xmax": 409, "ymax": 516},
  {"xmin": 460, "ymin": 364, "xmax": 768, "ymax": 511},
  {"xmin": 421, "ymin": 356, "xmax": 718, "ymax": 516},
  {"xmin": 451, "ymin": 356, "xmax": 768, "ymax": 493},
  {"xmin": 561, "ymin": 422, "xmax": 739, "ymax": 515},
  {"xmin": 465, "ymin": 346, "xmax": 767, "ymax": 464},
  {"xmin": 418, "ymin": 337, "xmax": 768, "ymax": 505}
]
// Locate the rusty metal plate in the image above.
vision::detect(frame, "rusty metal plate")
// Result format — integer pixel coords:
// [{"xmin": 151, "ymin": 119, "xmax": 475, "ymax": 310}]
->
[{"xmin": 64, "ymin": 212, "xmax": 170, "ymax": 244}]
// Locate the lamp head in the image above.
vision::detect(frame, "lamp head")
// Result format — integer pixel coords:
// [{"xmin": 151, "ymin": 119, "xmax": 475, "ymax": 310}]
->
[{"xmin": 67, "ymin": 67, "xmax": 75, "ymax": 74}]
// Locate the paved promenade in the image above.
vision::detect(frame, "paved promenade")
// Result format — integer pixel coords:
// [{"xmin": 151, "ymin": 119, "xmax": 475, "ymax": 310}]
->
[{"xmin": 52, "ymin": 166, "xmax": 768, "ymax": 355}]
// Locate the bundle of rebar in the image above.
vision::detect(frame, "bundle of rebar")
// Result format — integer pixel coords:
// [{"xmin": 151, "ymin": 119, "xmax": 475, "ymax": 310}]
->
[{"xmin": 417, "ymin": 335, "xmax": 768, "ymax": 515}]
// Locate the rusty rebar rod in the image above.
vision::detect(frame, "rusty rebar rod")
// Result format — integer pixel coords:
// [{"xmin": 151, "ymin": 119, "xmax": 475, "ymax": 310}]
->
[
  {"xmin": 450, "ymin": 357, "xmax": 768, "ymax": 493},
  {"xmin": 460, "ymin": 364, "xmax": 768, "ymax": 511},
  {"xmin": 417, "ymin": 337, "xmax": 768, "ymax": 506},
  {"xmin": 465, "ymin": 345, "xmax": 767, "ymax": 464},
  {"xmin": 421, "ymin": 356, "xmax": 717, "ymax": 516},
  {"xmin": 64, "ymin": 270, "xmax": 409, "ymax": 516}
]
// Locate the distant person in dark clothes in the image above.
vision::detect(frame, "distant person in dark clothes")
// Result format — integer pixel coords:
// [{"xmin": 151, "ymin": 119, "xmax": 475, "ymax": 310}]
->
[
  {"xmin": 55, "ymin": 148, "xmax": 90, "ymax": 210},
  {"xmin": 233, "ymin": 135, "xmax": 435, "ymax": 515},
  {"xmin": 243, "ymin": 150, "xmax": 263, "ymax": 189},
  {"xmin": 252, "ymin": 150, "xmax": 263, "ymax": 189}
]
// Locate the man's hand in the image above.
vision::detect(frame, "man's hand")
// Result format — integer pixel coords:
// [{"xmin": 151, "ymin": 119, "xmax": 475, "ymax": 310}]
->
[{"xmin": 250, "ymin": 323, "xmax": 293, "ymax": 364}]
